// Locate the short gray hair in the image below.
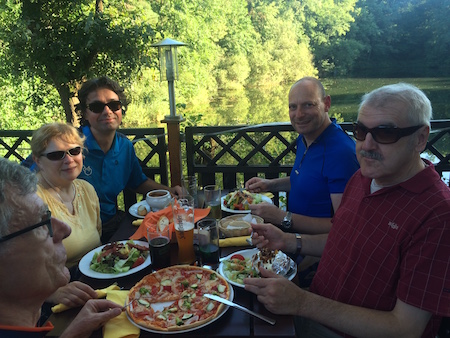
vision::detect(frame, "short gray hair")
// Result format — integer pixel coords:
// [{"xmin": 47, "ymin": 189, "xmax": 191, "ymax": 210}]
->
[
  {"xmin": 0, "ymin": 158, "xmax": 38, "ymax": 237},
  {"xmin": 359, "ymin": 83, "xmax": 432, "ymax": 127}
]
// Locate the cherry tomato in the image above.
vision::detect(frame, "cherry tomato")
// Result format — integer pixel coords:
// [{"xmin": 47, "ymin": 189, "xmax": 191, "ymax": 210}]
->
[
  {"xmin": 230, "ymin": 254, "xmax": 245, "ymax": 261},
  {"xmin": 131, "ymin": 256, "xmax": 145, "ymax": 268}
]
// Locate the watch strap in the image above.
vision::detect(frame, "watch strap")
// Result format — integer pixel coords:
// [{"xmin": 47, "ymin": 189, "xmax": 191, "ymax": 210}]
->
[{"xmin": 295, "ymin": 233, "xmax": 302, "ymax": 254}]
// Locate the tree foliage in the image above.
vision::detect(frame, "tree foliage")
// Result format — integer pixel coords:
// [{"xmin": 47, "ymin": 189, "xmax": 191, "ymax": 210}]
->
[
  {"xmin": 1, "ymin": 0, "xmax": 447, "ymax": 130},
  {"xmin": 0, "ymin": 0, "xmax": 155, "ymax": 126},
  {"xmin": 340, "ymin": 0, "xmax": 450, "ymax": 77}
]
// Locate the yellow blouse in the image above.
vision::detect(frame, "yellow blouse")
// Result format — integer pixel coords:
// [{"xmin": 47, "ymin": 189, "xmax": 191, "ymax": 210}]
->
[{"xmin": 37, "ymin": 179, "xmax": 102, "ymax": 268}]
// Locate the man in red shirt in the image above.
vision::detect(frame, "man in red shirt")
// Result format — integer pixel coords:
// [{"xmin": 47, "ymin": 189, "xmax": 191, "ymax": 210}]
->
[{"xmin": 245, "ymin": 83, "xmax": 450, "ymax": 337}]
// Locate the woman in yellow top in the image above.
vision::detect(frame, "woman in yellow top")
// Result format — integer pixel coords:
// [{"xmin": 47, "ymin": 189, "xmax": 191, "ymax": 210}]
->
[
  {"xmin": 32, "ymin": 122, "xmax": 102, "ymax": 268},
  {"xmin": 32, "ymin": 123, "xmax": 100, "ymax": 317}
]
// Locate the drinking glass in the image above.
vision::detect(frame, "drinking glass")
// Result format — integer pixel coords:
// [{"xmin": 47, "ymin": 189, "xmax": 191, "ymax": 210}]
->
[
  {"xmin": 197, "ymin": 218, "xmax": 220, "ymax": 269},
  {"xmin": 181, "ymin": 175, "xmax": 198, "ymax": 207},
  {"xmin": 204, "ymin": 185, "xmax": 222, "ymax": 219},
  {"xmin": 147, "ymin": 225, "xmax": 171, "ymax": 270},
  {"xmin": 172, "ymin": 195, "xmax": 196, "ymax": 264}
]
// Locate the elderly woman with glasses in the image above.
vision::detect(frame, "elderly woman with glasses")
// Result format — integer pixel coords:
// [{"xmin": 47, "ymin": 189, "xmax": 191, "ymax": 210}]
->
[
  {"xmin": 31, "ymin": 123, "xmax": 102, "ymax": 269},
  {"xmin": 0, "ymin": 158, "xmax": 121, "ymax": 337}
]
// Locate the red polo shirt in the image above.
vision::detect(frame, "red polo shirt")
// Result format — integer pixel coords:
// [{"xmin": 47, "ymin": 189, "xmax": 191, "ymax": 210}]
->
[{"xmin": 311, "ymin": 162, "xmax": 450, "ymax": 337}]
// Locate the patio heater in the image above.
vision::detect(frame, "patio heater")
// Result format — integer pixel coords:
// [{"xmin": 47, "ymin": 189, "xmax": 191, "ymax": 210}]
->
[{"xmin": 151, "ymin": 38, "xmax": 187, "ymax": 187}]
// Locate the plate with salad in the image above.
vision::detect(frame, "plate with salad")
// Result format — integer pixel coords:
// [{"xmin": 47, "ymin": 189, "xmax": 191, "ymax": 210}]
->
[
  {"xmin": 78, "ymin": 240, "xmax": 150, "ymax": 279},
  {"xmin": 221, "ymin": 190, "xmax": 273, "ymax": 214},
  {"xmin": 218, "ymin": 248, "xmax": 297, "ymax": 288},
  {"xmin": 218, "ymin": 248, "xmax": 260, "ymax": 288}
]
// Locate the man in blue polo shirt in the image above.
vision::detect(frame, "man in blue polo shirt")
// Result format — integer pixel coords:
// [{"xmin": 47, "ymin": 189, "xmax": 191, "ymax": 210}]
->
[
  {"xmin": 76, "ymin": 77, "xmax": 182, "ymax": 242},
  {"xmin": 245, "ymin": 77, "xmax": 359, "ymax": 234}
]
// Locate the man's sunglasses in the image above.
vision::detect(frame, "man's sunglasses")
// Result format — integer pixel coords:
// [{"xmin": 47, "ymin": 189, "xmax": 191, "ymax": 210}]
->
[
  {"xmin": 352, "ymin": 122, "xmax": 424, "ymax": 144},
  {"xmin": 41, "ymin": 146, "xmax": 82, "ymax": 161},
  {"xmin": 87, "ymin": 100, "xmax": 122, "ymax": 114},
  {"xmin": 0, "ymin": 210, "xmax": 52, "ymax": 243}
]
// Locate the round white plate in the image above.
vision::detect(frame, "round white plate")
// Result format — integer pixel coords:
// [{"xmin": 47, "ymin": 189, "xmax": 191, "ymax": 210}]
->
[
  {"xmin": 128, "ymin": 200, "xmax": 150, "ymax": 219},
  {"xmin": 218, "ymin": 248, "xmax": 297, "ymax": 288},
  {"xmin": 126, "ymin": 278, "xmax": 234, "ymax": 334},
  {"xmin": 78, "ymin": 240, "xmax": 150, "ymax": 279},
  {"xmin": 221, "ymin": 194, "xmax": 273, "ymax": 214}
]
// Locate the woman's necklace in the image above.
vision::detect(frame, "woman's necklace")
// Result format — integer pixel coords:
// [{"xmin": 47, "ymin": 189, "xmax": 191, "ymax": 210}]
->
[{"xmin": 40, "ymin": 173, "xmax": 76, "ymax": 206}]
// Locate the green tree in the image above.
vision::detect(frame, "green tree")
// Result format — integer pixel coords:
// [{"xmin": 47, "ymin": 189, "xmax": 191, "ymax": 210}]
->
[
  {"xmin": 0, "ymin": 0, "xmax": 156, "ymax": 125},
  {"xmin": 345, "ymin": 0, "xmax": 450, "ymax": 77},
  {"xmin": 247, "ymin": 0, "xmax": 317, "ymax": 86},
  {"xmin": 421, "ymin": 0, "xmax": 450, "ymax": 74},
  {"xmin": 298, "ymin": 0, "xmax": 359, "ymax": 76}
]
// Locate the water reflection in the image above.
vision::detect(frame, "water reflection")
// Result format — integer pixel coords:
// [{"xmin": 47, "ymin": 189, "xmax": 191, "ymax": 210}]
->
[{"xmin": 188, "ymin": 78, "xmax": 450, "ymax": 126}]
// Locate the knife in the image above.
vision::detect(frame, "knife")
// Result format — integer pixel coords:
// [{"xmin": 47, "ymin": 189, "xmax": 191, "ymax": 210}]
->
[{"xmin": 203, "ymin": 294, "xmax": 276, "ymax": 325}]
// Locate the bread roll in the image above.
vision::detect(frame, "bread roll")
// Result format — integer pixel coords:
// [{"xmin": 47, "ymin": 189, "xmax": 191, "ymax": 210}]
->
[{"xmin": 137, "ymin": 205, "xmax": 148, "ymax": 216}]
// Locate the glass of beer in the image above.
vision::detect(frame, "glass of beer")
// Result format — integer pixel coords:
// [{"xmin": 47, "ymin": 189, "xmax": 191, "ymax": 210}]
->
[
  {"xmin": 172, "ymin": 195, "xmax": 196, "ymax": 264},
  {"xmin": 204, "ymin": 185, "xmax": 222, "ymax": 219},
  {"xmin": 197, "ymin": 218, "xmax": 220, "ymax": 270},
  {"xmin": 147, "ymin": 225, "xmax": 171, "ymax": 270}
]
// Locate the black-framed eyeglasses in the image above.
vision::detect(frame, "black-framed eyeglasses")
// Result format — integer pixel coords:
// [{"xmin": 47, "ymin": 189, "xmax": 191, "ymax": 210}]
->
[
  {"xmin": 87, "ymin": 100, "xmax": 122, "ymax": 114},
  {"xmin": 0, "ymin": 210, "xmax": 52, "ymax": 243},
  {"xmin": 41, "ymin": 146, "xmax": 82, "ymax": 161},
  {"xmin": 352, "ymin": 122, "xmax": 424, "ymax": 144}
]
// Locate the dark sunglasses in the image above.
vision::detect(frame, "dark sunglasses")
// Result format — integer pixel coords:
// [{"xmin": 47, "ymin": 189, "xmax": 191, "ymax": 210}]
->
[
  {"xmin": 41, "ymin": 146, "xmax": 82, "ymax": 161},
  {"xmin": 87, "ymin": 100, "xmax": 122, "ymax": 114},
  {"xmin": 0, "ymin": 210, "xmax": 52, "ymax": 243},
  {"xmin": 352, "ymin": 122, "xmax": 424, "ymax": 144}
]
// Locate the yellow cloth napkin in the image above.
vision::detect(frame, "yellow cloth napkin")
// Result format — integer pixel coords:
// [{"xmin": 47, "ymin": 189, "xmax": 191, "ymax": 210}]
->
[
  {"xmin": 103, "ymin": 290, "xmax": 140, "ymax": 338},
  {"xmin": 51, "ymin": 284, "xmax": 120, "ymax": 313},
  {"xmin": 219, "ymin": 236, "xmax": 251, "ymax": 247}
]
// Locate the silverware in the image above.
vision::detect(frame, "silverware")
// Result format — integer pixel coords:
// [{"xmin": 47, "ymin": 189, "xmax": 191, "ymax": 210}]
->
[
  {"xmin": 246, "ymin": 232, "xmax": 253, "ymax": 246},
  {"xmin": 121, "ymin": 301, "xmax": 133, "ymax": 310},
  {"xmin": 203, "ymin": 293, "xmax": 276, "ymax": 325}
]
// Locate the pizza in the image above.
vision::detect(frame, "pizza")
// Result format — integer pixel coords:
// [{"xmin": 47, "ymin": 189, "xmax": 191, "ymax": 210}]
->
[{"xmin": 126, "ymin": 265, "xmax": 231, "ymax": 332}]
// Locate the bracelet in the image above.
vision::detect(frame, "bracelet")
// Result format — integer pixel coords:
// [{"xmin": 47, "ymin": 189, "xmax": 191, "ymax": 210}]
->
[{"xmin": 295, "ymin": 233, "xmax": 302, "ymax": 254}]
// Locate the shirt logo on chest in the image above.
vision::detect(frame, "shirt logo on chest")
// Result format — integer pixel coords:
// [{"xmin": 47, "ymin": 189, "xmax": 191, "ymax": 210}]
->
[
  {"xmin": 82, "ymin": 165, "xmax": 92, "ymax": 176},
  {"xmin": 388, "ymin": 221, "xmax": 398, "ymax": 230}
]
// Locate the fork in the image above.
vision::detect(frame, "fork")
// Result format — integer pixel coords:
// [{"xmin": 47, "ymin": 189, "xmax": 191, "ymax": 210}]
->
[{"xmin": 121, "ymin": 301, "xmax": 134, "ymax": 310}]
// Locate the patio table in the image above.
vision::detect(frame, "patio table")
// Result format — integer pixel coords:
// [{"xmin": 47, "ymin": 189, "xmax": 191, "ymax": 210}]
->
[{"xmin": 45, "ymin": 212, "xmax": 297, "ymax": 338}]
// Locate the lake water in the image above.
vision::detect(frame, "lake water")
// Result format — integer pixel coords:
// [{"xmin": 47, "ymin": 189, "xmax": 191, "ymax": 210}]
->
[{"xmin": 193, "ymin": 78, "xmax": 450, "ymax": 126}]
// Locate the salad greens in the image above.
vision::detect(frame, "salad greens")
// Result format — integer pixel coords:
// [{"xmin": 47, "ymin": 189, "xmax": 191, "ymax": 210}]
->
[
  {"xmin": 223, "ymin": 190, "xmax": 263, "ymax": 210},
  {"xmin": 89, "ymin": 240, "xmax": 149, "ymax": 274},
  {"xmin": 222, "ymin": 257, "xmax": 259, "ymax": 285}
]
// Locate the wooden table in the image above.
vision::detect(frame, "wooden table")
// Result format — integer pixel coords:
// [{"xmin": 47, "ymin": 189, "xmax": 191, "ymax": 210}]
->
[{"xmin": 46, "ymin": 213, "xmax": 297, "ymax": 338}]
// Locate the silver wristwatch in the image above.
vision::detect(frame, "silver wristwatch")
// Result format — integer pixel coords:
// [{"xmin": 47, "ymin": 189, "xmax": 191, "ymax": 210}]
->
[{"xmin": 281, "ymin": 211, "xmax": 292, "ymax": 230}]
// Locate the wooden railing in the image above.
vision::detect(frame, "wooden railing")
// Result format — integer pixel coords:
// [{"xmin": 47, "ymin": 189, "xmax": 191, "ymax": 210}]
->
[
  {"xmin": 1, "ymin": 120, "xmax": 450, "ymax": 209},
  {"xmin": 0, "ymin": 128, "xmax": 168, "ymax": 210},
  {"xmin": 185, "ymin": 121, "xmax": 450, "ymax": 191}
]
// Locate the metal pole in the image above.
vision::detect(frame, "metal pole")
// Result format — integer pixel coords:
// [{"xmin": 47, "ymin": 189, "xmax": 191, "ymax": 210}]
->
[{"xmin": 168, "ymin": 80, "xmax": 176, "ymax": 117}]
